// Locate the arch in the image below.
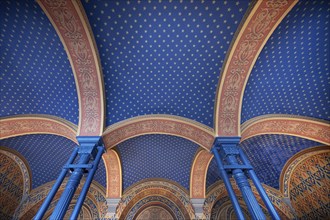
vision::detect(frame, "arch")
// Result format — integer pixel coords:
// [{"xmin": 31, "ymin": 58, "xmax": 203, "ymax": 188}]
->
[
  {"xmin": 0, "ymin": 147, "xmax": 32, "ymax": 198},
  {"xmin": 103, "ymin": 149, "xmax": 122, "ymax": 198},
  {"xmin": 214, "ymin": 0, "xmax": 297, "ymax": 136},
  {"xmin": 135, "ymin": 205, "xmax": 175, "ymax": 220},
  {"xmin": 204, "ymin": 180, "xmax": 295, "ymax": 220},
  {"xmin": 279, "ymin": 146, "xmax": 330, "ymax": 218},
  {"xmin": 279, "ymin": 145, "xmax": 330, "ymax": 197},
  {"xmin": 37, "ymin": 0, "xmax": 105, "ymax": 136},
  {"xmin": 241, "ymin": 114, "xmax": 330, "ymax": 145},
  {"xmin": 211, "ymin": 197, "xmax": 251, "ymax": 220},
  {"xmin": 116, "ymin": 179, "xmax": 195, "ymax": 219},
  {"xmin": 190, "ymin": 149, "xmax": 213, "ymax": 198},
  {"xmin": 125, "ymin": 196, "xmax": 184, "ymax": 220},
  {"xmin": 0, "ymin": 147, "xmax": 32, "ymax": 219},
  {"xmin": 17, "ymin": 178, "xmax": 107, "ymax": 219},
  {"xmin": 0, "ymin": 115, "xmax": 78, "ymax": 143},
  {"xmin": 43, "ymin": 198, "xmax": 98, "ymax": 219},
  {"xmin": 102, "ymin": 115, "xmax": 214, "ymax": 150}
]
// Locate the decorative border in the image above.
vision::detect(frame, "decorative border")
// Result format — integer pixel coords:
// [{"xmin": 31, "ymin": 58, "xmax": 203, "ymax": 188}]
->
[
  {"xmin": 0, "ymin": 115, "xmax": 78, "ymax": 143},
  {"xmin": 205, "ymin": 180, "xmax": 295, "ymax": 219},
  {"xmin": 215, "ymin": 0, "xmax": 298, "ymax": 136},
  {"xmin": 241, "ymin": 114, "xmax": 330, "ymax": 145},
  {"xmin": 37, "ymin": 0, "xmax": 105, "ymax": 136},
  {"xmin": 103, "ymin": 115, "xmax": 214, "ymax": 150},
  {"xmin": 116, "ymin": 179, "xmax": 195, "ymax": 219},
  {"xmin": 103, "ymin": 149, "xmax": 122, "ymax": 198},
  {"xmin": 190, "ymin": 149, "xmax": 213, "ymax": 198},
  {"xmin": 279, "ymin": 146, "xmax": 330, "ymax": 197}
]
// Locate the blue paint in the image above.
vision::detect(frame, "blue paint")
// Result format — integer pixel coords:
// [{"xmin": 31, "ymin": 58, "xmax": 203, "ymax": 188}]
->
[
  {"xmin": 117, "ymin": 134, "xmax": 199, "ymax": 190},
  {"xmin": 0, "ymin": 0, "xmax": 79, "ymax": 124},
  {"xmin": 242, "ymin": 0, "xmax": 330, "ymax": 122},
  {"xmin": 81, "ymin": 0, "xmax": 250, "ymax": 127}
]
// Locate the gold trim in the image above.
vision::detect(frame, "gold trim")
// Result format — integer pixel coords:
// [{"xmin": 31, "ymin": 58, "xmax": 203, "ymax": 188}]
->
[
  {"xmin": 240, "ymin": 114, "xmax": 330, "ymax": 145},
  {"xmin": 103, "ymin": 114, "xmax": 215, "ymax": 150},
  {"xmin": 72, "ymin": 0, "xmax": 105, "ymax": 136},
  {"xmin": 0, "ymin": 115, "xmax": 78, "ymax": 143},
  {"xmin": 103, "ymin": 149, "xmax": 122, "ymax": 198}
]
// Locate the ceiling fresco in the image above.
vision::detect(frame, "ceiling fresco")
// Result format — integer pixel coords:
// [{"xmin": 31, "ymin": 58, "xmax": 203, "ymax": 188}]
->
[
  {"xmin": 242, "ymin": 0, "xmax": 330, "ymax": 123},
  {"xmin": 117, "ymin": 134, "xmax": 199, "ymax": 191},
  {"xmin": 0, "ymin": 0, "xmax": 79, "ymax": 124},
  {"xmin": 82, "ymin": 0, "xmax": 250, "ymax": 127},
  {"xmin": 0, "ymin": 0, "xmax": 329, "ymax": 218}
]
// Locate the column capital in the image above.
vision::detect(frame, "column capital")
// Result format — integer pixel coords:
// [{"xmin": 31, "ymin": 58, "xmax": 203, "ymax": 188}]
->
[
  {"xmin": 76, "ymin": 136, "xmax": 103, "ymax": 157},
  {"xmin": 213, "ymin": 136, "xmax": 241, "ymax": 157}
]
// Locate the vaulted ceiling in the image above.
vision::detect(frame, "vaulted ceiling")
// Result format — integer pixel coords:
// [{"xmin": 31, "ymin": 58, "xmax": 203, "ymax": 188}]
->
[{"xmin": 0, "ymin": 0, "xmax": 329, "ymax": 210}]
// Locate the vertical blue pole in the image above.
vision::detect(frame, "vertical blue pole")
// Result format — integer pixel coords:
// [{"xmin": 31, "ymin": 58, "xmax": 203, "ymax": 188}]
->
[
  {"xmin": 211, "ymin": 147, "xmax": 246, "ymax": 220},
  {"xmin": 70, "ymin": 145, "xmax": 105, "ymax": 219},
  {"xmin": 50, "ymin": 153, "xmax": 91, "ymax": 219},
  {"xmin": 239, "ymin": 149, "xmax": 281, "ymax": 220},
  {"xmin": 50, "ymin": 136, "xmax": 100, "ymax": 219},
  {"xmin": 34, "ymin": 147, "xmax": 79, "ymax": 220},
  {"xmin": 226, "ymin": 155, "xmax": 266, "ymax": 220},
  {"xmin": 216, "ymin": 137, "xmax": 266, "ymax": 220}
]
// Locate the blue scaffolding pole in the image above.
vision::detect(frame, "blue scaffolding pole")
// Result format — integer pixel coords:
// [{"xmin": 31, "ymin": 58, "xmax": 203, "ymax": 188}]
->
[
  {"xmin": 34, "ymin": 136, "xmax": 105, "ymax": 220},
  {"xmin": 211, "ymin": 137, "xmax": 280, "ymax": 220}
]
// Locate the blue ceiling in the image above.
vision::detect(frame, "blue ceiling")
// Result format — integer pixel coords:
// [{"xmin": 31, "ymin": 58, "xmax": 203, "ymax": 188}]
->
[
  {"xmin": 0, "ymin": 134, "xmax": 106, "ymax": 189},
  {"xmin": 82, "ymin": 0, "xmax": 250, "ymax": 127},
  {"xmin": 206, "ymin": 134, "xmax": 322, "ymax": 189},
  {"xmin": 242, "ymin": 0, "xmax": 330, "ymax": 123},
  {"xmin": 0, "ymin": 0, "xmax": 79, "ymax": 124},
  {"xmin": 116, "ymin": 134, "xmax": 199, "ymax": 191}
]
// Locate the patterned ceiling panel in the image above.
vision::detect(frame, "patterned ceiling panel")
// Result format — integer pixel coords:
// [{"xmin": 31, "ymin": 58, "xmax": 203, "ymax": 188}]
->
[
  {"xmin": 0, "ymin": 0, "xmax": 79, "ymax": 124},
  {"xmin": 117, "ymin": 134, "xmax": 199, "ymax": 191},
  {"xmin": 242, "ymin": 0, "xmax": 330, "ymax": 123},
  {"xmin": 0, "ymin": 134, "xmax": 106, "ymax": 189},
  {"xmin": 206, "ymin": 134, "xmax": 321, "ymax": 189},
  {"xmin": 81, "ymin": 0, "xmax": 250, "ymax": 127}
]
